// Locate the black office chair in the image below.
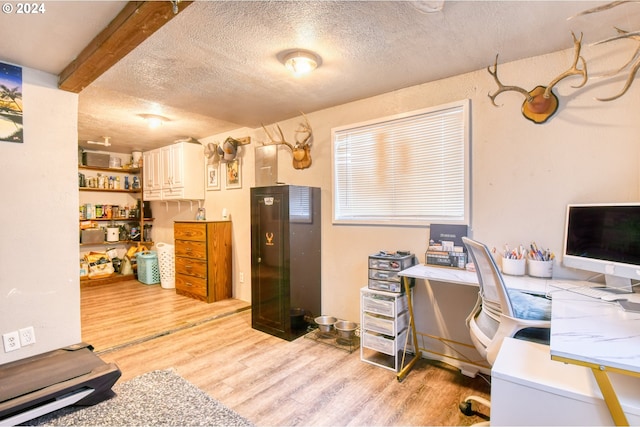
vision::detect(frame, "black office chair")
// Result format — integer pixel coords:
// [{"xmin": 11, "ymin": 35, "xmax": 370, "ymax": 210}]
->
[{"xmin": 459, "ymin": 237, "xmax": 551, "ymax": 421}]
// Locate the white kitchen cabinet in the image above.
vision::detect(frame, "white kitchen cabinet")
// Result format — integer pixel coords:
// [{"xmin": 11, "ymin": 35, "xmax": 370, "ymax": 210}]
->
[
  {"xmin": 143, "ymin": 142, "xmax": 204, "ymax": 201},
  {"xmin": 143, "ymin": 149, "xmax": 161, "ymax": 201}
]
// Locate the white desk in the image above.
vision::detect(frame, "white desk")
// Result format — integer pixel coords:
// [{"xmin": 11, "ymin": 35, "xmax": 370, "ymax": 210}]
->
[
  {"xmin": 399, "ymin": 264, "xmax": 640, "ymax": 426},
  {"xmin": 399, "ymin": 263, "xmax": 552, "ymax": 294},
  {"xmin": 550, "ymin": 290, "xmax": 640, "ymax": 426},
  {"xmin": 492, "ymin": 337, "xmax": 640, "ymax": 426}
]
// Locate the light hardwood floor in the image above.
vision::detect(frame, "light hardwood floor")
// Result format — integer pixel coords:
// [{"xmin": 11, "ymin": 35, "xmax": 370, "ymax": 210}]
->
[{"xmin": 82, "ymin": 280, "xmax": 491, "ymax": 426}]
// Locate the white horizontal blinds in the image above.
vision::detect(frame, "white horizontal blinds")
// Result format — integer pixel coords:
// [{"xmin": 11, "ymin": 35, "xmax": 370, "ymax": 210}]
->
[
  {"xmin": 289, "ymin": 185, "xmax": 312, "ymax": 222},
  {"xmin": 334, "ymin": 103, "xmax": 466, "ymax": 222}
]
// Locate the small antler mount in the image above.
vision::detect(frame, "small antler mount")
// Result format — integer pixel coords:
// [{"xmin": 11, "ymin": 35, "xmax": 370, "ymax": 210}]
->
[
  {"xmin": 262, "ymin": 113, "xmax": 314, "ymax": 170},
  {"xmin": 488, "ymin": 32, "xmax": 588, "ymax": 124}
]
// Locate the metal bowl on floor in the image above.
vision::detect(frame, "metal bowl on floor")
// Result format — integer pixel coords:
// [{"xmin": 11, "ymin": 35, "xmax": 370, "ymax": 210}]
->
[
  {"xmin": 334, "ymin": 320, "xmax": 358, "ymax": 339},
  {"xmin": 314, "ymin": 316, "xmax": 337, "ymax": 333}
]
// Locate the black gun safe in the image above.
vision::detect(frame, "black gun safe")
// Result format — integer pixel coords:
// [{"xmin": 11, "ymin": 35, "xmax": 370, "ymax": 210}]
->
[{"xmin": 250, "ymin": 185, "xmax": 321, "ymax": 341}]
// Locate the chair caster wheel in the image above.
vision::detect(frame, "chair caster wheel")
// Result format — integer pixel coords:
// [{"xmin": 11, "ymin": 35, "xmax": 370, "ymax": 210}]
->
[{"xmin": 459, "ymin": 400, "xmax": 474, "ymax": 416}]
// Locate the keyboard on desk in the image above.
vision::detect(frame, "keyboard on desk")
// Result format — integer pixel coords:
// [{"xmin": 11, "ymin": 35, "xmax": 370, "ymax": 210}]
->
[{"xmin": 551, "ymin": 282, "xmax": 629, "ymax": 300}]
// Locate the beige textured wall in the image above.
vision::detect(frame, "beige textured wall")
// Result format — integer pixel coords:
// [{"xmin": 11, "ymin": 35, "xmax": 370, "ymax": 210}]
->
[
  {"xmin": 0, "ymin": 66, "xmax": 80, "ymax": 364},
  {"xmin": 152, "ymin": 43, "xmax": 640, "ymax": 367}
]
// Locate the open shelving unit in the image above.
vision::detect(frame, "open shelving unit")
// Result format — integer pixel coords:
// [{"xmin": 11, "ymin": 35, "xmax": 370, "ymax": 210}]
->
[{"xmin": 79, "ymin": 164, "xmax": 153, "ymax": 285}]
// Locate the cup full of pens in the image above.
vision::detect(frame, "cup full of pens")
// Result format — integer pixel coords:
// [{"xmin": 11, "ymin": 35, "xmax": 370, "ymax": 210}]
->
[
  {"xmin": 527, "ymin": 242, "xmax": 554, "ymax": 278},
  {"xmin": 500, "ymin": 244, "xmax": 526, "ymax": 276}
]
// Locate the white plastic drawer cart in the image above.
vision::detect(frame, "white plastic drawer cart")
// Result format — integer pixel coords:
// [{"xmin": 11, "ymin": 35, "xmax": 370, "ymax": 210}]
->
[{"xmin": 360, "ymin": 285, "xmax": 420, "ymax": 380}]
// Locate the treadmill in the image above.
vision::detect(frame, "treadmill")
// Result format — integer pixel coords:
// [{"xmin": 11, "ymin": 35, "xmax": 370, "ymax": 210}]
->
[{"xmin": 0, "ymin": 343, "xmax": 121, "ymax": 426}]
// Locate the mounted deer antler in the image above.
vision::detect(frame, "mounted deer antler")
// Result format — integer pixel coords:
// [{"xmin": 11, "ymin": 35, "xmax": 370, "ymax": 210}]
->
[
  {"xmin": 488, "ymin": 32, "xmax": 588, "ymax": 124},
  {"xmin": 592, "ymin": 27, "xmax": 640, "ymax": 101},
  {"xmin": 568, "ymin": 0, "xmax": 638, "ymax": 20},
  {"xmin": 262, "ymin": 113, "xmax": 314, "ymax": 169}
]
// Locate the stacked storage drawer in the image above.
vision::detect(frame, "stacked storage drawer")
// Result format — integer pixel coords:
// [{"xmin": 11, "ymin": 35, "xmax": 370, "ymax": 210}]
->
[
  {"xmin": 360, "ymin": 287, "xmax": 410, "ymax": 372},
  {"xmin": 368, "ymin": 252, "xmax": 415, "ymax": 293}
]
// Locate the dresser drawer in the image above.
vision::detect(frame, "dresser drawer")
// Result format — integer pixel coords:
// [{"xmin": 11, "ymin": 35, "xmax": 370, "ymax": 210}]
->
[
  {"xmin": 175, "ymin": 240, "xmax": 207, "ymax": 259},
  {"xmin": 175, "ymin": 257, "xmax": 207, "ymax": 279},
  {"xmin": 174, "ymin": 222, "xmax": 207, "ymax": 241},
  {"xmin": 175, "ymin": 274, "xmax": 207, "ymax": 297}
]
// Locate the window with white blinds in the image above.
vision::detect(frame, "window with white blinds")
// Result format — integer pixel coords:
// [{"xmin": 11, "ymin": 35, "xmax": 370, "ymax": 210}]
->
[{"xmin": 332, "ymin": 99, "xmax": 470, "ymax": 225}]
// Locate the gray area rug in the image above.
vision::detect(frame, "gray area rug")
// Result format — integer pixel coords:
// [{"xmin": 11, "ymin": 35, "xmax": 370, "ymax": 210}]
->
[{"xmin": 25, "ymin": 369, "xmax": 253, "ymax": 426}]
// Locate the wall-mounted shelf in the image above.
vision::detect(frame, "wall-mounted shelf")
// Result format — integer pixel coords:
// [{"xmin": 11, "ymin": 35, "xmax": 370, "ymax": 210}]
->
[
  {"xmin": 79, "ymin": 165, "xmax": 141, "ymax": 174},
  {"xmin": 79, "ymin": 188, "xmax": 141, "ymax": 193},
  {"xmin": 80, "ymin": 218, "xmax": 154, "ymax": 222},
  {"xmin": 79, "ymin": 241, "xmax": 154, "ymax": 247}
]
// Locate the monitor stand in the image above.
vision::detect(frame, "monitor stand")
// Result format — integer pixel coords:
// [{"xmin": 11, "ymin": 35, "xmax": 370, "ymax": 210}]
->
[{"xmin": 604, "ymin": 274, "xmax": 633, "ymax": 293}]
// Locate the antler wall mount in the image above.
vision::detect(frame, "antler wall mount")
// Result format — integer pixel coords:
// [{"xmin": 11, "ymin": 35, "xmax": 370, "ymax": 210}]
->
[
  {"xmin": 591, "ymin": 27, "xmax": 640, "ymax": 101},
  {"xmin": 488, "ymin": 31, "xmax": 588, "ymax": 124},
  {"xmin": 262, "ymin": 113, "xmax": 314, "ymax": 170},
  {"xmin": 570, "ymin": 0, "xmax": 640, "ymax": 102}
]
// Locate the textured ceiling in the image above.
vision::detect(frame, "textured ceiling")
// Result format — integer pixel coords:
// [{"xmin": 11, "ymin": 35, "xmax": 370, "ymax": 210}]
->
[{"xmin": 2, "ymin": 1, "xmax": 639, "ymax": 154}]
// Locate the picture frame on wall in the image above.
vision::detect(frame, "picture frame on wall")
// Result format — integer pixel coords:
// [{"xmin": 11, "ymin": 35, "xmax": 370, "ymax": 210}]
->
[
  {"xmin": 0, "ymin": 62, "xmax": 23, "ymax": 144},
  {"xmin": 225, "ymin": 158, "xmax": 241, "ymax": 189},
  {"xmin": 207, "ymin": 163, "xmax": 220, "ymax": 191}
]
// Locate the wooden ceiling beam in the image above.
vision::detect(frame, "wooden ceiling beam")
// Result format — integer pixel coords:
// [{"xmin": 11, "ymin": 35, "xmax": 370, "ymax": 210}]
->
[{"xmin": 58, "ymin": 1, "xmax": 193, "ymax": 93}]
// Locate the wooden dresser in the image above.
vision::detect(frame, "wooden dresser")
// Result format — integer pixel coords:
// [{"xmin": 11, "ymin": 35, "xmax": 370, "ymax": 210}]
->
[{"xmin": 174, "ymin": 220, "xmax": 232, "ymax": 303}]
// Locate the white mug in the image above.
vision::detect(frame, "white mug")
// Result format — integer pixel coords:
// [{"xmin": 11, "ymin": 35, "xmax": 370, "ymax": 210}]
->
[{"xmin": 222, "ymin": 208, "xmax": 229, "ymax": 220}]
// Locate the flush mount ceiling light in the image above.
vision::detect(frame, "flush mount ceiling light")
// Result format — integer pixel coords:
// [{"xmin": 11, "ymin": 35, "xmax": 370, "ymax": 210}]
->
[
  {"xmin": 138, "ymin": 114, "xmax": 169, "ymax": 129},
  {"xmin": 280, "ymin": 49, "xmax": 322, "ymax": 76},
  {"xmin": 410, "ymin": 0, "xmax": 445, "ymax": 14}
]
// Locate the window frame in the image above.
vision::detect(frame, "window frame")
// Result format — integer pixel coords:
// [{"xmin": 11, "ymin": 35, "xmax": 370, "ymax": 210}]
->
[{"xmin": 331, "ymin": 99, "xmax": 471, "ymax": 227}]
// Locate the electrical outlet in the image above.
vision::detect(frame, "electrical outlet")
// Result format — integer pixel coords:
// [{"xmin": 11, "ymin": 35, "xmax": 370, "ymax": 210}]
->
[
  {"xmin": 240, "ymin": 272, "xmax": 244, "ymax": 283},
  {"xmin": 19, "ymin": 326, "xmax": 36, "ymax": 346},
  {"xmin": 3, "ymin": 331, "xmax": 21, "ymax": 352}
]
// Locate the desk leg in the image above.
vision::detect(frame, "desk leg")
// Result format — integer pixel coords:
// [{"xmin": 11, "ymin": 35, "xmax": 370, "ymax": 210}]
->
[
  {"xmin": 397, "ymin": 276, "xmax": 421, "ymax": 382},
  {"xmin": 553, "ymin": 355, "xmax": 630, "ymax": 426},
  {"xmin": 591, "ymin": 368, "xmax": 629, "ymax": 426}
]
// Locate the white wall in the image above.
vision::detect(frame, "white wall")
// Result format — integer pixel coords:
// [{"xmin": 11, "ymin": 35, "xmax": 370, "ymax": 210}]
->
[
  {"xmin": 146, "ymin": 42, "xmax": 640, "ymax": 367},
  {"xmin": 0, "ymin": 66, "xmax": 80, "ymax": 364}
]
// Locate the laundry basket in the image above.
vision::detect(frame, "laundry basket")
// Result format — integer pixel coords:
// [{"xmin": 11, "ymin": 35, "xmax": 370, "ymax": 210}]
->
[
  {"xmin": 156, "ymin": 242, "xmax": 175, "ymax": 289},
  {"xmin": 136, "ymin": 251, "xmax": 160, "ymax": 285}
]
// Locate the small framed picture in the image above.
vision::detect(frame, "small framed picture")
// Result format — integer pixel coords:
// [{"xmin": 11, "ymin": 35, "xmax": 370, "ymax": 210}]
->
[
  {"xmin": 207, "ymin": 163, "xmax": 220, "ymax": 191},
  {"xmin": 225, "ymin": 158, "xmax": 242, "ymax": 189}
]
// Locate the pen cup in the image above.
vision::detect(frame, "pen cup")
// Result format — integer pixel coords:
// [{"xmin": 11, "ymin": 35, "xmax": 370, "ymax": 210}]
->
[
  {"xmin": 527, "ymin": 259, "xmax": 553, "ymax": 278},
  {"xmin": 501, "ymin": 257, "xmax": 526, "ymax": 276}
]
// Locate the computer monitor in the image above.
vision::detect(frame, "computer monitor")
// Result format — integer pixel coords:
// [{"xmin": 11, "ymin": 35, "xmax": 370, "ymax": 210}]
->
[{"xmin": 562, "ymin": 203, "xmax": 640, "ymax": 291}]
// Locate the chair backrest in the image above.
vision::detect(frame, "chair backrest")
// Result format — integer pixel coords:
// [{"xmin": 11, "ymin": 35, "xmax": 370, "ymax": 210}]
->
[{"xmin": 462, "ymin": 237, "xmax": 515, "ymax": 319}]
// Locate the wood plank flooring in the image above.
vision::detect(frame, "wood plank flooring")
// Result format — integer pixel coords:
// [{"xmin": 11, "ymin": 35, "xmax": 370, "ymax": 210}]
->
[
  {"xmin": 82, "ymin": 280, "xmax": 491, "ymax": 426},
  {"xmin": 81, "ymin": 279, "xmax": 250, "ymax": 352}
]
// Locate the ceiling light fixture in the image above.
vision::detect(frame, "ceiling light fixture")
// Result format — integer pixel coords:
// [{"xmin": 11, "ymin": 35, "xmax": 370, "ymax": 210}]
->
[
  {"xmin": 281, "ymin": 50, "xmax": 322, "ymax": 76},
  {"xmin": 138, "ymin": 114, "xmax": 169, "ymax": 129}
]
